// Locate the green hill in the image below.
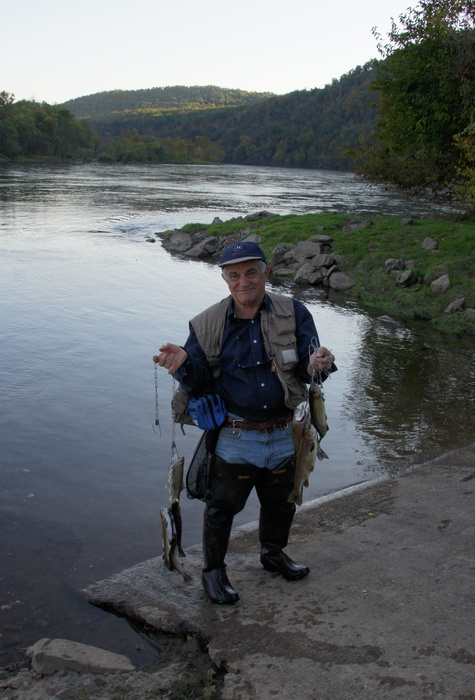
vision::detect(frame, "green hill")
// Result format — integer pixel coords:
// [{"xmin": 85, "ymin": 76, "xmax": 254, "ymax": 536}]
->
[
  {"xmin": 61, "ymin": 68, "xmax": 377, "ymax": 170},
  {"xmin": 61, "ymin": 85, "xmax": 276, "ymax": 120}
]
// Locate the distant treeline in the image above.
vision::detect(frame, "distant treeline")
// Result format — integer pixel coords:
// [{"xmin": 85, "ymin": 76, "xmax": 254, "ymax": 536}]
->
[
  {"xmin": 0, "ymin": 92, "xmax": 99, "ymax": 160},
  {"xmin": 1, "ymin": 72, "xmax": 375, "ymax": 170}
]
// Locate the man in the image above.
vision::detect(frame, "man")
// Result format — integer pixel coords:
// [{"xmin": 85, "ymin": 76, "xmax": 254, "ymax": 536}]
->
[{"xmin": 155, "ymin": 241, "xmax": 335, "ymax": 604}]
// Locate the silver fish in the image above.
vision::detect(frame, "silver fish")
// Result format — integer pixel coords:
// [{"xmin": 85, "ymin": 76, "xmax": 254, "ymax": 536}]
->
[
  {"xmin": 160, "ymin": 507, "xmax": 192, "ymax": 582},
  {"xmin": 309, "ymin": 381, "xmax": 328, "ymax": 439},
  {"xmin": 167, "ymin": 450, "xmax": 186, "ymax": 556},
  {"xmin": 289, "ymin": 402, "xmax": 317, "ymax": 506}
]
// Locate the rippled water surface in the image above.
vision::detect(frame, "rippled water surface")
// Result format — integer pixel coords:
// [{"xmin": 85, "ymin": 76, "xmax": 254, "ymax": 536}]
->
[{"xmin": 1, "ymin": 163, "xmax": 474, "ymax": 666}]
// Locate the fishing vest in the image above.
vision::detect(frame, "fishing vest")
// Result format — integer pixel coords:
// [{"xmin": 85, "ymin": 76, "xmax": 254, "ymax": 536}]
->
[{"xmin": 173, "ymin": 291, "xmax": 309, "ymax": 426}]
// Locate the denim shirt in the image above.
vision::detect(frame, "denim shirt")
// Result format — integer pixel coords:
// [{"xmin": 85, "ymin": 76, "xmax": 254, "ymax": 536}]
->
[{"xmin": 175, "ymin": 295, "xmax": 324, "ymax": 421}]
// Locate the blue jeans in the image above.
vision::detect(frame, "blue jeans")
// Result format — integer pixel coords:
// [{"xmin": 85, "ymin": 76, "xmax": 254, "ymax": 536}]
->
[{"xmin": 214, "ymin": 418, "xmax": 294, "ymax": 469}]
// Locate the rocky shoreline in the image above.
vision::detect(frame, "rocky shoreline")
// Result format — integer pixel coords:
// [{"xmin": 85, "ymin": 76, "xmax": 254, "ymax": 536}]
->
[{"xmin": 158, "ymin": 212, "xmax": 475, "ymax": 319}]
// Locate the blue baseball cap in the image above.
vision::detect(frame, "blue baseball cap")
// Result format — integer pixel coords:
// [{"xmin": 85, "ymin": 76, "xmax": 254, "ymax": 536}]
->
[{"xmin": 219, "ymin": 241, "xmax": 267, "ymax": 267}]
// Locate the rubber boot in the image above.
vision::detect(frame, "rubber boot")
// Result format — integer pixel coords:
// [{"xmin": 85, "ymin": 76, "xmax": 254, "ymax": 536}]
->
[
  {"xmin": 202, "ymin": 506, "xmax": 239, "ymax": 604},
  {"xmin": 257, "ymin": 459, "xmax": 310, "ymax": 581}
]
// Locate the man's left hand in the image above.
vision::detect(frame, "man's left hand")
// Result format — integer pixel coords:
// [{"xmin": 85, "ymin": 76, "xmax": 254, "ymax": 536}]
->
[{"xmin": 308, "ymin": 346, "xmax": 334, "ymax": 376}]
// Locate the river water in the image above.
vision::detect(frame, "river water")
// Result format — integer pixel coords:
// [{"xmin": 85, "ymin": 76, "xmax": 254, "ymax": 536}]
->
[{"xmin": 1, "ymin": 163, "xmax": 474, "ymax": 666}]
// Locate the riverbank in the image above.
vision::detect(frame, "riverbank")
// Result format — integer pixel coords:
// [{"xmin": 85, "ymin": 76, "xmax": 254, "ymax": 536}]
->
[
  {"xmin": 2, "ymin": 442, "xmax": 474, "ymax": 699},
  {"xmin": 160, "ymin": 211, "xmax": 475, "ymax": 336}
]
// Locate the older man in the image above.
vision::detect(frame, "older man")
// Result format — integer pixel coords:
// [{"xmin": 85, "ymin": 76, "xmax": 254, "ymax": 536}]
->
[{"xmin": 155, "ymin": 241, "xmax": 335, "ymax": 604}]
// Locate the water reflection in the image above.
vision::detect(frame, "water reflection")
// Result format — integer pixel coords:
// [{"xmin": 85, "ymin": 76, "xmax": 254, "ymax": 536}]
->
[{"xmin": 343, "ymin": 317, "xmax": 475, "ymax": 477}]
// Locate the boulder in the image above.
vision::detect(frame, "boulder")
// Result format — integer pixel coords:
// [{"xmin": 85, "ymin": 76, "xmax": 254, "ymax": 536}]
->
[
  {"xmin": 294, "ymin": 261, "xmax": 319, "ymax": 284},
  {"xmin": 343, "ymin": 219, "xmax": 373, "ymax": 232},
  {"xmin": 327, "ymin": 271, "xmax": 356, "ymax": 291},
  {"xmin": 444, "ymin": 298, "xmax": 465, "ymax": 314},
  {"xmin": 385, "ymin": 258, "xmax": 405, "ymax": 272},
  {"xmin": 311, "ymin": 253, "xmax": 336, "ymax": 268},
  {"xmin": 161, "ymin": 230, "xmax": 194, "ymax": 252},
  {"xmin": 401, "ymin": 216, "xmax": 415, "ymax": 226},
  {"xmin": 422, "ymin": 236, "xmax": 438, "ymax": 251},
  {"xmin": 269, "ymin": 243, "xmax": 294, "ymax": 268},
  {"xmin": 27, "ymin": 638, "xmax": 135, "ymax": 676},
  {"xmin": 186, "ymin": 236, "xmax": 219, "ymax": 258},
  {"xmin": 464, "ymin": 308, "xmax": 475, "ymax": 321},
  {"xmin": 288, "ymin": 241, "xmax": 323, "ymax": 263},
  {"xmin": 396, "ymin": 269, "xmax": 417, "ymax": 287},
  {"xmin": 431, "ymin": 274, "xmax": 450, "ymax": 293}
]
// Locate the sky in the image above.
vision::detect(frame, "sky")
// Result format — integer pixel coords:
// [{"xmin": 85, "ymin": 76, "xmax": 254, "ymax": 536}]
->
[{"xmin": 2, "ymin": 0, "xmax": 413, "ymax": 104}]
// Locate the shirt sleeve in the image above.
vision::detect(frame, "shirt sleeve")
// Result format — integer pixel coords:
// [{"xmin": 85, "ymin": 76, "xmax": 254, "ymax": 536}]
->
[
  {"xmin": 293, "ymin": 299, "xmax": 337, "ymax": 382},
  {"xmin": 173, "ymin": 324, "xmax": 214, "ymax": 395}
]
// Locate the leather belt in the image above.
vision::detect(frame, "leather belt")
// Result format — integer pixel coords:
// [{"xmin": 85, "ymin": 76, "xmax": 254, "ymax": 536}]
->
[{"xmin": 224, "ymin": 413, "xmax": 293, "ymax": 432}]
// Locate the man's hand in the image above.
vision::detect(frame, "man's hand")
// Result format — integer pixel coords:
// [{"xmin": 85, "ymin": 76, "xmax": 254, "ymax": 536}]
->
[
  {"xmin": 153, "ymin": 343, "xmax": 188, "ymax": 375},
  {"xmin": 307, "ymin": 346, "xmax": 334, "ymax": 376}
]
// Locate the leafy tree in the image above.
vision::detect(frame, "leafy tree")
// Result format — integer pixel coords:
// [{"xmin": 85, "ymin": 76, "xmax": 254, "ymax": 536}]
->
[{"xmin": 354, "ymin": 0, "xmax": 475, "ymax": 198}]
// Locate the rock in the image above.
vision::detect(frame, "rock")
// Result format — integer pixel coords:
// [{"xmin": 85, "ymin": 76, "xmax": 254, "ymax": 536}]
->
[
  {"xmin": 343, "ymin": 219, "xmax": 373, "ymax": 232},
  {"xmin": 294, "ymin": 261, "xmax": 319, "ymax": 284},
  {"xmin": 444, "ymin": 298, "xmax": 465, "ymax": 314},
  {"xmin": 288, "ymin": 241, "xmax": 323, "ymax": 263},
  {"xmin": 186, "ymin": 236, "xmax": 219, "ymax": 258},
  {"xmin": 401, "ymin": 216, "xmax": 415, "ymax": 226},
  {"xmin": 405, "ymin": 260, "xmax": 417, "ymax": 270},
  {"xmin": 424, "ymin": 264, "xmax": 449, "ymax": 284},
  {"xmin": 431, "ymin": 274, "xmax": 450, "ymax": 293},
  {"xmin": 327, "ymin": 271, "xmax": 356, "ymax": 291},
  {"xmin": 211, "ymin": 217, "xmax": 223, "ymax": 225},
  {"xmin": 396, "ymin": 269, "xmax": 416, "ymax": 287},
  {"xmin": 378, "ymin": 315, "xmax": 400, "ymax": 325},
  {"xmin": 243, "ymin": 211, "xmax": 273, "ymax": 221},
  {"xmin": 311, "ymin": 253, "xmax": 336, "ymax": 268},
  {"xmin": 269, "ymin": 243, "xmax": 294, "ymax": 268},
  {"xmin": 464, "ymin": 308, "xmax": 475, "ymax": 321},
  {"xmin": 385, "ymin": 258, "xmax": 405, "ymax": 272},
  {"xmin": 26, "ymin": 638, "xmax": 135, "ymax": 676},
  {"xmin": 161, "ymin": 230, "xmax": 194, "ymax": 253},
  {"xmin": 422, "ymin": 236, "xmax": 438, "ymax": 251}
]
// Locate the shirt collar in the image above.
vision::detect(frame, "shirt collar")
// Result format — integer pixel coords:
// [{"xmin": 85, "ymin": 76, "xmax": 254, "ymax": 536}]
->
[{"xmin": 227, "ymin": 293, "xmax": 269, "ymax": 319}]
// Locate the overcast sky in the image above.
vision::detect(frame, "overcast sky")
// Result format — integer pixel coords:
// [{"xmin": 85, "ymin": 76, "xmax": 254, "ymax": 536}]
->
[{"xmin": 2, "ymin": 0, "xmax": 412, "ymax": 104}]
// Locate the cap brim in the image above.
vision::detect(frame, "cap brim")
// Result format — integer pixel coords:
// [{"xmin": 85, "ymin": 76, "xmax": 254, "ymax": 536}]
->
[{"xmin": 219, "ymin": 255, "xmax": 265, "ymax": 267}]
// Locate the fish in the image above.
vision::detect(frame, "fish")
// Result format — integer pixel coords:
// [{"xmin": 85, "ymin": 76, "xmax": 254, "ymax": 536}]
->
[
  {"xmin": 160, "ymin": 507, "xmax": 192, "ymax": 583},
  {"xmin": 309, "ymin": 381, "xmax": 329, "ymax": 440},
  {"xmin": 309, "ymin": 380, "xmax": 329, "ymax": 461},
  {"xmin": 167, "ymin": 450, "xmax": 186, "ymax": 556},
  {"xmin": 289, "ymin": 402, "xmax": 318, "ymax": 506}
]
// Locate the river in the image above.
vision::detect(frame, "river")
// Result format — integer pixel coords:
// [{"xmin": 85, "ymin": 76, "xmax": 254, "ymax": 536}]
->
[{"xmin": 1, "ymin": 163, "xmax": 474, "ymax": 667}]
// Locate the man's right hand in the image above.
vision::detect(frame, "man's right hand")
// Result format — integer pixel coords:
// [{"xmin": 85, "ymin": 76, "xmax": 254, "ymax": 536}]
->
[{"xmin": 153, "ymin": 343, "xmax": 188, "ymax": 375}]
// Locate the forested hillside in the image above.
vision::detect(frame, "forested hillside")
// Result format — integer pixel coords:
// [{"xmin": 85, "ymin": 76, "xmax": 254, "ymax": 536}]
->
[
  {"xmin": 62, "ymin": 85, "xmax": 276, "ymax": 119},
  {"xmin": 63, "ymin": 68, "xmax": 376, "ymax": 170}
]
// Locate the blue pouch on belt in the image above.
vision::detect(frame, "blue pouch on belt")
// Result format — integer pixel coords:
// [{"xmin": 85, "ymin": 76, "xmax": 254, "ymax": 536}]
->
[{"xmin": 187, "ymin": 394, "xmax": 227, "ymax": 431}]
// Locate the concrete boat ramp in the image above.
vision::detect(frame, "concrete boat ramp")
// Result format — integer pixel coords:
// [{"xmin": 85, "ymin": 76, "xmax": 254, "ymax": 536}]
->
[{"xmin": 3, "ymin": 443, "xmax": 474, "ymax": 699}]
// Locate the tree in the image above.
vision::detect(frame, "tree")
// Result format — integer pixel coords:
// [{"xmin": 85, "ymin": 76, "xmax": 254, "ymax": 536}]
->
[{"xmin": 354, "ymin": 0, "xmax": 475, "ymax": 199}]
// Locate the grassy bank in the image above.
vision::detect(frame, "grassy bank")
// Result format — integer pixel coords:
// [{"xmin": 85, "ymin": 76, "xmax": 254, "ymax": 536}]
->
[{"xmin": 178, "ymin": 212, "xmax": 475, "ymax": 336}]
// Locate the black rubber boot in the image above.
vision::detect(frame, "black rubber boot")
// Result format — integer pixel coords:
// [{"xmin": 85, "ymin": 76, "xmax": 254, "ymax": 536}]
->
[
  {"xmin": 202, "ymin": 506, "xmax": 239, "ymax": 604},
  {"xmin": 201, "ymin": 457, "xmax": 256, "ymax": 604},
  {"xmin": 260, "ymin": 548, "xmax": 310, "ymax": 581},
  {"xmin": 202, "ymin": 567, "xmax": 239, "ymax": 605},
  {"xmin": 257, "ymin": 458, "xmax": 310, "ymax": 581}
]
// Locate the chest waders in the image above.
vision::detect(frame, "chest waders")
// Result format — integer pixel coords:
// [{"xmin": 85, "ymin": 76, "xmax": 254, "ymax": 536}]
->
[{"xmin": 202, "ymin": 454, "xmax": 310, "ymax": 604}]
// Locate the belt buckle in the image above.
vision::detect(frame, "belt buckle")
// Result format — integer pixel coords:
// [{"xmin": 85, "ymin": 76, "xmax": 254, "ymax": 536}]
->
[{"xmin": 232, "ymin": 418, "xmax": 245, "ymax": 430}]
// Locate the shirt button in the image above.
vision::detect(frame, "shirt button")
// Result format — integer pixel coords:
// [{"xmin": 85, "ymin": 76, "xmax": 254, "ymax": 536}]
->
[
  {"xmin": 253, "ymin": 339, "xmax": 257, "ymax": 343},
  {"xmin": 261, "ymin": 383, "xmax": 265, "ymax": 387},
  {"xmin": 263, "ymin": 405, "xmax": 268, "ymax": 409},
  {"xmin": 257, "ymin": 361, "xmax": 261, "ymax": 365}
]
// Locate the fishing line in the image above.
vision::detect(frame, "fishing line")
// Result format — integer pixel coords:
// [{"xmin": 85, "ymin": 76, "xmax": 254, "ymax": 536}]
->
[{"xmin": 153, "ymin": 361, "xmax": 161, "ymax": 436}]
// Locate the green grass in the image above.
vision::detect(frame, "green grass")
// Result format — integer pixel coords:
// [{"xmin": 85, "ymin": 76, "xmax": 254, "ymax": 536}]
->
[{"xmin": 167, "ymin": 213, "xmax": 475, "ymax": 336}]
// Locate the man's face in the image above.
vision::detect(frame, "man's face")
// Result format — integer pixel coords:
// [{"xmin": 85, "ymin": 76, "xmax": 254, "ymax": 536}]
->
[{"xmin": 222, "ymin": 260, "xmax": 270, "ymax": 308}]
